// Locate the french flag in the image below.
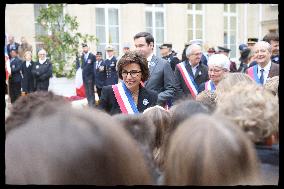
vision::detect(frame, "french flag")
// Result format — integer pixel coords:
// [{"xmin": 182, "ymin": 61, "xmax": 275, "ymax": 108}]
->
[{"xmin": 75, "ymin": 67, "xmax": 86, "ymax": 97}]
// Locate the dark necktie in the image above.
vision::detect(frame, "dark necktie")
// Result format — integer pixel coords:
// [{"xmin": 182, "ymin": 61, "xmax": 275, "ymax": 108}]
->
[{"xmin": 259, "ymin": 69, "xmax": 264, "ymax": 85}]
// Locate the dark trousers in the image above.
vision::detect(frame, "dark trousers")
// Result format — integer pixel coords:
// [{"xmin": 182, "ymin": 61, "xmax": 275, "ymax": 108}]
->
[
  {"xmin": 96, "ymin": 86, "xmax": 102, "ymax": 99},
  {"xmin": 9, "ymin": 80, "xmax": 21, "ymax": 103},
  {"xmin": 84, "ymin": 79, "xmax": 95, "ymax": 107}
]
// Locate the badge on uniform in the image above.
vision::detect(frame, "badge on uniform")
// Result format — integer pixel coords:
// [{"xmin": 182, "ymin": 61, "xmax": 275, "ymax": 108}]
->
[
  {"xmin": 143, "ymin": 99, "xmax": 149, "ymax": 106},
  {"xmin": 149, "ymin": 61, "xmax": 155, "ymax": 67},
  {"xmin": 198, "ymin": 71, "xmax": 202, "ymax": 76},
  {"xmin": 110, "ymin": 62, "xmax": 115, "ymax": 66},
  {"xmin": 88, "ymin": 59, "xmax": 91, "ymax": 64},
  {"xmin": 12, "ymin": 65, "xmax": 15, "ymax": 68},
  {"xmin": 36, "ymin": 65, "xmax": 39, "ymax": 69}
]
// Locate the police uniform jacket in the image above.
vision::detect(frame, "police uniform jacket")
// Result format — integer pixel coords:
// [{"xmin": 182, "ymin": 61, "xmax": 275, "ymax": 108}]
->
[
  {"xmin": 7, "ymin": 43, "xmax": 20, "ymax": 59},
  {"xmin": 105, "ymin": 56, "xmax": 118, "ymax": 86},
  {"xmin": 165, "ymin": 53, "xmax": 180, "ymax": 71},
  {"xmin": 21, "ymin": 60, "xmax": 36, "ymax": 93},
  {"xmin": 81, "ymin": 52, "xmax": 96, "ymax": 83},
  {"xmin": 9, "ymin": 56, "xmax": 23, "ymax": 83},
  {"xmin": 98, "ymin": 84, "xmax": 158, "ymax": 115},
  {"xmin": 31, "ymin": 59, "xmax": 53, "ymax": 91},
  {"xmin": 94, "ymin": 59, "xmax": 106, "ymax": 88},
  {"xmin": 174, "ymin": 60, "xmax": 209, "ymax": 100}
]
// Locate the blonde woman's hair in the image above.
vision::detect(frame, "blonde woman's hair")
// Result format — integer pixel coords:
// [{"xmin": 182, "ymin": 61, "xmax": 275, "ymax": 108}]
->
[
  {"xmin": 216, "ymin": 83, "xmax": 279, "ymax": 143},
  {"xmin": 164, "ymin": 114, "xmax": 261, "ymax": 185}
]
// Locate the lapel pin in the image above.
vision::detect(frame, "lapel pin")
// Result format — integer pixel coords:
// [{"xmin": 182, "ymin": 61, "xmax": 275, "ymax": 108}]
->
[{"xmin": 143, "ymin": 99, "xmax": 149, "ymax": 106}]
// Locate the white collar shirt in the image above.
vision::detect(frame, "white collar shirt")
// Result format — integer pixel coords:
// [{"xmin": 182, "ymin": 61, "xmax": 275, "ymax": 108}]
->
[{"xmin": 257, "ymin": 61, "xmax": 271, "ymax": 85}]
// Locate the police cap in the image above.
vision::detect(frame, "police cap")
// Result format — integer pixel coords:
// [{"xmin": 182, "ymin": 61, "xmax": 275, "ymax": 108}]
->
[
  {"xmin": 217, "ymin": 46, "xmax": 231, "ymax": 53},
  {"xmin": 247, "ymin": 38, "xmax": 258, "ymax": 44}
]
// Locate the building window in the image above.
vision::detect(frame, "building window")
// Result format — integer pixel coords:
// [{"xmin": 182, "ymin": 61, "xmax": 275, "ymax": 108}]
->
[
  {"xmin": 34, "ymin": 4, "xmax": 48, "ymax": 54},
  {"xmin": 187, "ymin": 4, "xmax": 204, "ymax": 42},
  {"xmin": 95, "ymin": 5, "xmax": 119, "ymax": 59},
  {"xmin": 224, "ymin": 4, "xmax": 237, "ymax": 58},
  {"xmin": 145, "ymin": 4, "xmax": 165, "ymax": 56}
]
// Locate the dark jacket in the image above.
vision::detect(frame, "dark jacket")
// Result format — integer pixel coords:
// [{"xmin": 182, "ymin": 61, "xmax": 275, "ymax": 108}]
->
[
  {"xmin": 98, "ymin": 85, "xmax": 158, "ymax": 115},
  {"xmin": 174, "ymin": 60, "xmax": 209, "ymax": 100},
  {"xmin": 105, "ymin": 56, "xmax": 118, "ymax": 86},
  {"xmin": 145, "ymin": 55, "xmax": 176, "ymax": 106},
  {"xmin": 9, "ymin": 56, "xmax": 23, "ymax": 83},
  {"xmin": 94, "ymin": 59, "xmax": 107, "ymax": 88},
  {"xmin": 7, "ymin": 42, "xmax": 20, "ymax": 59},
  {"xmin": 81, "ymin": 52, "xmax": 96, "ymax": 82},
  {"xmin": 21, "ymin": 61, "xmax": 36, "ymax": 93},
  {"xmin": 32, "ymin": 59, "xmax": 53, "ymax": 91},
  {"xmin": 255, "ymin": 144, "xmax": 279, "ymax": 185},
  {"xmin": 163, "ymin": 53, "xmax": 180, "ymax": 72}
]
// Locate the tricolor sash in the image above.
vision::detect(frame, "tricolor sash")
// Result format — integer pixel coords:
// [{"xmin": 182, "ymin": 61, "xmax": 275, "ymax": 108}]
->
[
  {"xmin": 112, "ymin": 82, "xmax": 139, "ymax": 114},
  {"xmin": 247, "ymin": 65, "xmax": 261, "ymax": 84},
  {"xmin": 205, "ymin": 80, "xmax": 216, "ymax": 92},
  {"xmin": 177, "ymin": 62, "xmax": 199, "ymax": 99}
]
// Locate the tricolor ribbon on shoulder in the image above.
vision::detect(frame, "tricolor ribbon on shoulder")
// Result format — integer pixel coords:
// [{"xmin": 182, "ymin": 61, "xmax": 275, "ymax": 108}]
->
[
  {"xmin": 112, "ymin": 82, "xmax": 139, "ymax": 114},
  {"xmin": 177, "ymin": 62, "xmax": 199, "ymax": 99},
  {"xmin": 205, "ymin": 80, "xmax": 216, "ymax": 92},
  {"xmin": 247, "ymin": 65, "xmax": 261, "ymax": 84}
]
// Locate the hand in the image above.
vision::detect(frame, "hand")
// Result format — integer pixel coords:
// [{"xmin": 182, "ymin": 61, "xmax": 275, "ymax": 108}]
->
[{"xmin": 94, "ymin": 85, "xmax": 97, "ymax": 92}]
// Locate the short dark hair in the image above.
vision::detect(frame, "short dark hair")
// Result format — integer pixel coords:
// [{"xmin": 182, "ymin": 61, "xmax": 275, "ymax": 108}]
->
[
  {"xmin": 134, "ymin": 32, "xmax": 154, "ymax": 46},
  {"xmin": 117, "ymin": 51, "xmax": 149, "ymax": 82},
  {"xmin": 263, "ymin": 32, "xmax": 279, "ymax": 43}
]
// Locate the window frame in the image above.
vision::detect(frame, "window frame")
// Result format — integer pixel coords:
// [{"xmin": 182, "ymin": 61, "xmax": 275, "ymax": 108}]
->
[
  {"xmin": 223, "ymin": 4, "xmax": 238, "ymax": 58},
  {"xmin": 95, "ymin": 4, "xmax": 121, "ymax": 59},
  {"xmin": 186, "ymin": 4, "xmax": 205, "ymax": 43}
]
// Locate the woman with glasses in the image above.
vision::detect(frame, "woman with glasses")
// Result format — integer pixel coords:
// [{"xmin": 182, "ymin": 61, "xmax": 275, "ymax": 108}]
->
[
  {"xmin": 199, "ymin": 53, "xmax": 230, "ymax": 92},
  {"xmin": 98, "ymin": 51, "xmax": 157, "ymax": 115},
  {"xmin": 31, "ymin": 49, "xmax": 53, "ymax": 91}
]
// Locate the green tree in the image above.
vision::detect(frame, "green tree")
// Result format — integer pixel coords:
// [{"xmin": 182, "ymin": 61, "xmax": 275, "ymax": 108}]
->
[{"xmin": 36, "ymin": 4, "xmax": 97, "ymax": 78}]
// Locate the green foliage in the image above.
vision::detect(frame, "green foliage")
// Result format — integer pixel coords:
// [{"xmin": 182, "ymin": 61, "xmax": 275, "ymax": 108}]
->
[{"xmin": 36, "ymin": 4, "xmax": 98, "ymax": 78}]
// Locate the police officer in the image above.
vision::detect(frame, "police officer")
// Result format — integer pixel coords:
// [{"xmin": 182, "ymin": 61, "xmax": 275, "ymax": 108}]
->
[
  {"xmin": 217, "ymin": 46, "xmax": 237, "ymax": 72},
  {"xmin": 159, "ymin": 43, "xmax": 180, "ymax": 71},
  {"xmin": 80, "ymin": 43, "xmax": 96, "ymax": 107},
  {"xmin": 94, "ymin": 51, "xmax": 106, "ymax": 99},
  {"xmin": 104, "ymin": 45, "xmax": 118, "ymax": 86},
  {"xmin": 8, "ymin": 48, "xmax": 22, "ymax": 103},
  {"xmin": 31, "ymin": 49, "xmax": 53, "ymax": 91}
]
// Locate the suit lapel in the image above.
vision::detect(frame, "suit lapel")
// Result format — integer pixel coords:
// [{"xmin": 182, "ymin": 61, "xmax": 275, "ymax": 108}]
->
[
  {"xmin": 149, "ymin": 55, "xmax": 158, "ymax": 75},
  {"xmin": 194, "ymin": 64, "xmax": 201, "ymax": 79},
  {"xmin": 137, "ymin": 87, "xmax": 149, "ymax": 112},
  {"xmin": 185, "ymin": 60, "xmax": 194, "ymax": 78}
]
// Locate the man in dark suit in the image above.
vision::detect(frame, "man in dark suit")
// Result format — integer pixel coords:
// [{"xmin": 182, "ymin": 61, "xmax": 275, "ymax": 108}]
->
[
  {"xmin": 104, "ymin": 45, "xmax": 118, "ymax": 86},
  {"xmin": 159, "ymin": 43, "xmax": 180, "ymax": 71},
  {"xmin": 246, "ymin": 41, "xmax": 279, "ymax": 85},
  {"xmin": 134, "ymin": 32, "xmax": 176, "ymax": 107},
  {"xmin": 8, "ymin": 48, "xmax": 22, "ymax": 103},
  {"xmin": 94, "ymin": 51, "xmax": 106, "ymax": 99},
  {"xmin": 80, "ymin": 43, "xmax": 96, "ymax": 107},
  {"xmin": 7, "ymin": 35, "xmax": 20, "ymax": 59},
  {"xmin": 31, "ymin": 49, "xmax": 53, "ymax": 91},
  {"xmin": 174, "ymin": 43, "xmax": 209, "ymax": 100}
]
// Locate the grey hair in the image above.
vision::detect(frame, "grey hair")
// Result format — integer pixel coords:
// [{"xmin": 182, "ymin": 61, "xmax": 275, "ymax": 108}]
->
[
  {"xmin": 186, "ymin": 44, "xmax": 202, "ymax": 57},
  {"xmin": 254, "ymin": 41, "xmax": 272, "ymax": 53}
]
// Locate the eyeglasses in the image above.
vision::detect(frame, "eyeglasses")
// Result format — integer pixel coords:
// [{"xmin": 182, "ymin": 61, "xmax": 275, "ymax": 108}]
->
[
  {"xmin": 208, "ymin": 68, "xmax": 224, "ymax": 73},
  {"xmin": 122, "ymin": 70, "xmax": 142, "ymax": 78}
]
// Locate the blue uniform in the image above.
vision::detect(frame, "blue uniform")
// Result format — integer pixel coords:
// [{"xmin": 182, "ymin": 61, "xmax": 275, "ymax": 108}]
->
[
  {"xmin": 104, "ymin": 56, "xmax": 118, "ymax": 86},
  {"xmin": 94, "ymin": 59, "xmax": 106, "ymax": 98},
  {"xmin": 81, "ymin": 52, "xmax": 96, "ymax": 107}
]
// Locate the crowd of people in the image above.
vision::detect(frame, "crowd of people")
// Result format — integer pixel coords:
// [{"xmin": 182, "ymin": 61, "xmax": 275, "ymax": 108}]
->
[{"xmin": 5, "ymin": 31, "xmax": 279, "ymax": 185}]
